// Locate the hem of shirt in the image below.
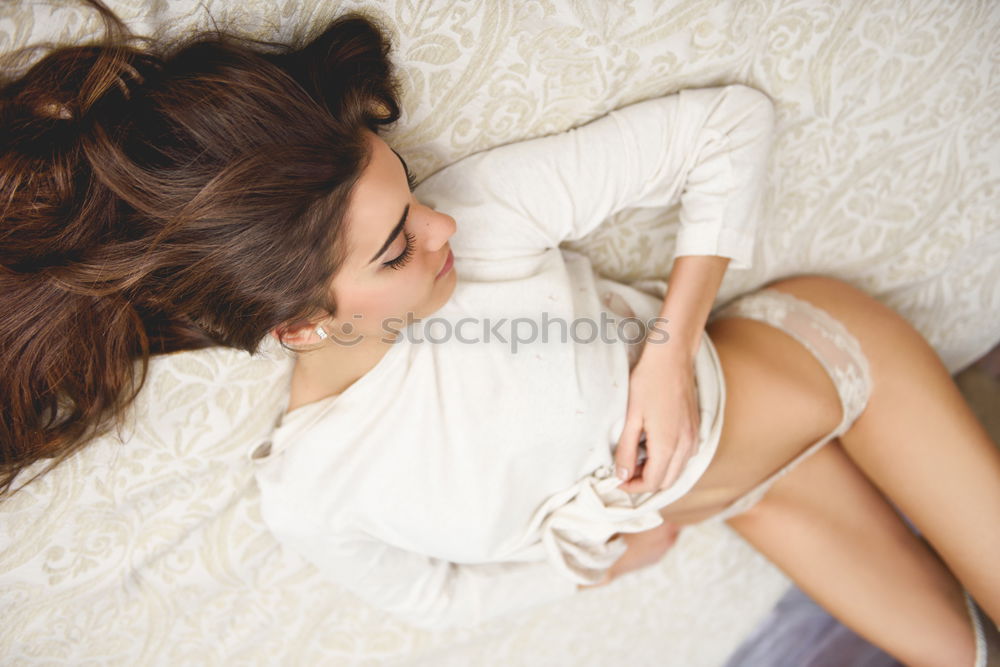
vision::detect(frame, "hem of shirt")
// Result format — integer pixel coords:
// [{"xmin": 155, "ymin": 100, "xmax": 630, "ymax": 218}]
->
[{"xmin": 673, "ymin": 225, "xmax": 755, "ymax": 270}]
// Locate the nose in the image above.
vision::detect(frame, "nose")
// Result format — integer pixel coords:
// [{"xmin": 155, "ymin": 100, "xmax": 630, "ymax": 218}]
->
[{"xmin": 421, "ymin": 205, "xmax": 456, "ymax": 252}]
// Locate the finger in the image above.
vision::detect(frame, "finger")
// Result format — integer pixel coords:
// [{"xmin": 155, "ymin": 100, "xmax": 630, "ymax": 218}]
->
[
  {"xmin": 692, "ymin": 412, "xmax": 703, "ymax": 454},
  {"xmin": 660, "ymin": 436, "xmax": 692, "ymax": 491},
  {"xmin": 660, "ymin": 423, "xmax": 699, "ymax": 490},
  {"xmin": 640, "ymin": 431, "xmax": 677, "ymax": 492},
  {"xmin": 616, "ymin": 458, "xmax": 648, "ymax": 493},
  {"xmin": 690, "ymin": 387, "xmax": 702, "ymax": 452},
  {"xmin": 613, "ymin": 416, "xmax": 643, "ymax": 484},
  {"xmin": 621, "ymin": 432, "xmax": 675, "ymax": 493}
]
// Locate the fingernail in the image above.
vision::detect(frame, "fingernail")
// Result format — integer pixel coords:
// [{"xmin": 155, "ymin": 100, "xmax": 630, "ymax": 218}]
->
[{"xmin": 616, "ymin": 466, "xmax": 629, "ymax": 482}]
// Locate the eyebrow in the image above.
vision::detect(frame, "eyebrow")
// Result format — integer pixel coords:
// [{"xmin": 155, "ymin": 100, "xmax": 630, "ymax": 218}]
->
[{"xmin": 366, "ymin": 150, "xmax": 414, "ymax": 266}]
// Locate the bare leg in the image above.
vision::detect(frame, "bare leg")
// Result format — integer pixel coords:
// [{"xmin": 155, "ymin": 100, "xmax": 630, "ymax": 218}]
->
[
  {"xmin": 651, "ymin": 275, "xmax": 1000, "ymax": 663},
  {"xmin": 764, "ymin": 276, "xmax": 1000, "ymax": 624},
  {"xmin": 725, "ymin": 438, "xmax": 977, "ymax": 666}
]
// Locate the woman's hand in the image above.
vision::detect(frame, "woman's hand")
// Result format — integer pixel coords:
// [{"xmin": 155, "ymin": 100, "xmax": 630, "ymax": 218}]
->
[
  {"xmin": 613, "ymin": 343, "xmax": 701, "ymax": 494},
  {"xmin": 577, "ymin": 521, "xmax": 682, "ymax": 590}
]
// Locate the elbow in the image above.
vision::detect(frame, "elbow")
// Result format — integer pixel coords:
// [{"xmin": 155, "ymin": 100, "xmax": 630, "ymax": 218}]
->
[{"xmin": 728, "ymin": 84, "xmax": 776, "ymax": 132}]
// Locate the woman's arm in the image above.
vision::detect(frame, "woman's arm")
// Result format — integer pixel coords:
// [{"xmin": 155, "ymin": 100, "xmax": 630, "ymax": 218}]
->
[
  {"xmin": 613, "ymin": 255, "xmax": 730, "ymax": 492},
  {"xmin": 261, "ymin": 500, "xmax": 579, "ymax": 631},
  {"xmin": 609, "ymin": 86, "xmax": 775, "ymax": 493},
  {"xmin": 658, "ymin": 255, "xmax": 731, "ymax": 359},
  {"xmin": 416, "ymin": 85, "xmax": 775, "ymax": 265},
  {"xmin": 614, "ymin": 250, "xmax": 736, "ymax": 495}
]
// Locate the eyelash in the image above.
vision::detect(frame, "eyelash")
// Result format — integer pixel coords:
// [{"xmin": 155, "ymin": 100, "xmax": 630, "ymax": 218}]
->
[{"xmin": 384, "ymin": 230, "xmax": 415, "ymax": 270}]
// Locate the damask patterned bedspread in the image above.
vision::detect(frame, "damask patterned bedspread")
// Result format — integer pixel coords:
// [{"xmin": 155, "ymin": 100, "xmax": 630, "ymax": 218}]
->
[{"xmin": 1, "ymin": 2, "xmax": 997, "ymax": 664}]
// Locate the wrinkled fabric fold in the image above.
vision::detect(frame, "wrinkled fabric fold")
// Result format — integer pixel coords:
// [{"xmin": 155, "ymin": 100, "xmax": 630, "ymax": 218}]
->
[{"xmin": 533, "ymin": 329, "xmax": 726, "ymax": 585}]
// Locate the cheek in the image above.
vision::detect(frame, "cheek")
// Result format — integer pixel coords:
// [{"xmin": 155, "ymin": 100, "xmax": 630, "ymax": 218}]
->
[{"xmin": 341, "ymin": 275, "xmax": 425, "ymax": 320}]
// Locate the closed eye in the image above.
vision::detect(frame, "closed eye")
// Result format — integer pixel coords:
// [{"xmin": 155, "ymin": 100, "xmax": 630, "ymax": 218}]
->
[{"xmin": 383, "ymin": 229, "xmax": 415, "ymax": 270}]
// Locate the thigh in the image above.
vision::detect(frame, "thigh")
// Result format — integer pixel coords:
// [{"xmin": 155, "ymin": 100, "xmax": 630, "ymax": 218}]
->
[
  {"xmin": 723, "ymin": 439, "xmax": 976, "ymax": 666},
  {"xmin": 658, "ymin": 280, "xmax": 848, "ymax": 524}
]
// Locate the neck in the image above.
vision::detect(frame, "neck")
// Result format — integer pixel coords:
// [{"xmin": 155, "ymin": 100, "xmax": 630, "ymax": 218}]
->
[{"xmin": 287, "ymin": 332, "xmax": 397, "ymax": 413}]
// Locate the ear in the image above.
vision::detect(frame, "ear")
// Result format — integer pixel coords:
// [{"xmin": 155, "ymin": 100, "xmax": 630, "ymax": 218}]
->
[{"xmin": 271, "ymin": 319, "xmax": 326, "ymax": 348}]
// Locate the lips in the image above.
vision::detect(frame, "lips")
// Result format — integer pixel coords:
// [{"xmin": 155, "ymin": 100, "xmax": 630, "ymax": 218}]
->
[{"xmin": 435, "ymin": 249, "xmax": 454, "ymax": 279}]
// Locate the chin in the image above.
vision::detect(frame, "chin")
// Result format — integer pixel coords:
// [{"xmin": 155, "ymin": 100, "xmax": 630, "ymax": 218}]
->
[
  {"xmin": 422, "ymin": 272, "xmax": 457, "ymax": 317},
  {"xmin": 438, "ymin": 268, "xmax": 457, "ymax": 300}
]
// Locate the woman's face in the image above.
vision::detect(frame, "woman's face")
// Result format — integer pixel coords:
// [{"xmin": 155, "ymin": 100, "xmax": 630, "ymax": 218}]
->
[{"xmin": 321, "ymin": 131, "xmax": 457, "ymax": 342}]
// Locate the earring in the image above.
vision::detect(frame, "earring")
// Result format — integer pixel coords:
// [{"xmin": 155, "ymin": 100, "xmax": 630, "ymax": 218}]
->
[{"xmin": 315, "ymin": 326, "xmax": 328, "ymax": 340}]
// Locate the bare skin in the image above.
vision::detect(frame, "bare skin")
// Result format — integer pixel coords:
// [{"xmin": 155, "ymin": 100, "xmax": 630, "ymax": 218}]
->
[{"xmin": 603, "ymin": 275, "xmax": 1000, "ymax": 665}]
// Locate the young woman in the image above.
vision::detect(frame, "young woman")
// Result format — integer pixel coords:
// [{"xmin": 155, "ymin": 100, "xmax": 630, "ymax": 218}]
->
[{"xmin": 3, "ymin": 2, "xmax": 998, "ymax": 663}]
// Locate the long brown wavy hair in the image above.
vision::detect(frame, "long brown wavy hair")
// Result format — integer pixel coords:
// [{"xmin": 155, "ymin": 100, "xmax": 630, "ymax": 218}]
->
[{"xmin": 0, "ymin": 0, "xmax": 401, "ymax": 498}]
